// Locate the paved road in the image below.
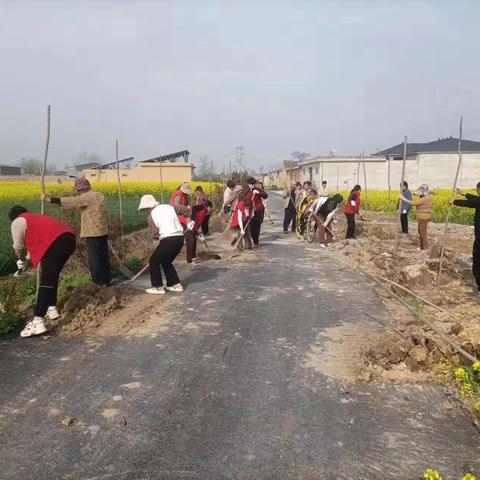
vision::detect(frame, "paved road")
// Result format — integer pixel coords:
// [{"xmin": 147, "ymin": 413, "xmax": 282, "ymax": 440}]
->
[{"xmin": 0, "ymin": 193, "xmax": 479, "ymax": 479}]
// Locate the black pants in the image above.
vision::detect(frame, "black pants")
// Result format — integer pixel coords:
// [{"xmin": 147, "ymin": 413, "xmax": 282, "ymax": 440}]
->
[
  {"xmin": 201, "ymin": 215, "xmax": 210, "ymax": 235},
  {"xmin": 182, "ymin": 226, "xmax": 197, "ymax": 263},
  {"xmin": 473, "ymin": 239, "xmax": 480, "ymax": 291},
  {"xmin": 345, "ymin": 213, "xmax": 356, "ymax": 239},
  {"xmin": 149, "ymin": 235, "xmax": 184, "ymax": 287},
  {"xmin": 35, "ymin": 233, "xmax": 76, "ymax": 317},
  {"xmin": 400, "ymin": 213, "xmax": 409, "ymax": 234},
  {"xmin": 283, "ymin": 206, "xmax": 296, "ymax": 232},
  {"xmin": 250, "ymin": 211, "xmax": 263, "ymax": 246},
  {"xmin": 86, "ymin": 235, "xmax": 111, "ymax": 286}
]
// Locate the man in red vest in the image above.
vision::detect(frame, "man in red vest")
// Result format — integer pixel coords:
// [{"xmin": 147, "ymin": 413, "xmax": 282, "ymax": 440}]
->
[{"xmin": 9, "ymin": 206, "xmax": 76, "ymax": 337}]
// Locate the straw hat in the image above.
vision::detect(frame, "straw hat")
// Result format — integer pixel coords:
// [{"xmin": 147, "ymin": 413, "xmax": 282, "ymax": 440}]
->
[
  {"xmin": 74, "ymin": 177, "xmax": 91, "ymax": 191},
  {"xmin": 180, "ymin": 182, "xmax": 192, "ymax": 195},
  {"xmin": 138, "ymin": 194, "xmax": 159, "ymax": 211},
  {"xmin": 416, "ymin": 184, "xmax": 432, "ymax": 196}
]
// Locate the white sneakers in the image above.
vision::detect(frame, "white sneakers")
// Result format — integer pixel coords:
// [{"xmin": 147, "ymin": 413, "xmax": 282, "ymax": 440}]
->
[
  {"xmin": 166, "ymin": 284, "xmax": 184, "ymax": 292},
  {"xmin": 20, "ymin": 317, "xmax": 48, "ymax": 338},
  {"xmin": 145, "ymin": 287, "xmax": 166, "ymax": 295},
  {"xmin": 46, "ymin": 306, "xmax": 60, "ymax": 320},
  {"xmin": 145, "ymin": 284, "xmax": 184, "ymax": 295}
]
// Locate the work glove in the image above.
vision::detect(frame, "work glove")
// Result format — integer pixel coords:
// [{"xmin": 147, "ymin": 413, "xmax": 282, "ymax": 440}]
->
[
  {"xmin": 198, "ymin": 233, "xmax": 205, "ymax": 241},
  {"xmin": 253, "ymin": 189, "xmax": 259, "ymax": 195},
  {"xmin": 240, "ymin": 229, "xmax": 245, "ymax": 236},
  {"xmin": 16, "ymin": 259, "xmax": 27, "ymax": 271},
  {"xmin": 186, "ymin": 220, "xmax": 195, "ymax": 231}
]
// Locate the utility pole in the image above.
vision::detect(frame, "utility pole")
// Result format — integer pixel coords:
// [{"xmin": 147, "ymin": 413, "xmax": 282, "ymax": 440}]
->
[{"xmin": 236, "ymin": 146, "xmax": 244, "ymax": 185}]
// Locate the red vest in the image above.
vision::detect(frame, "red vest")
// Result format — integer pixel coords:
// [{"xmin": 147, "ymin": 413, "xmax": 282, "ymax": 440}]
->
[
  {"xmin": 20, "ymin": 213, "xmax": 75, "ymax": 267},
  {"xmin": 230, "ymin": 201, "xmax": 246, "ymax": 228},
  {"xmin": 169, "ymin": 190, "xmax": 189, "ymax": 225}
]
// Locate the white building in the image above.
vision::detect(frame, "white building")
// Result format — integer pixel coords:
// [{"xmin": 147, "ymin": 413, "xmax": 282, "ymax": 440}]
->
[{"xmin": 294, "ymin": 137, "xmax": 480, "ymax": 190}]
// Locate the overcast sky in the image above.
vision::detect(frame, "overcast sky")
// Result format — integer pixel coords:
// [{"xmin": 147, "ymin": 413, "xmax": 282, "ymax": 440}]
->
[{"xmin": 1, "ymin": 0, "xmax": 479, "ymax": 172}]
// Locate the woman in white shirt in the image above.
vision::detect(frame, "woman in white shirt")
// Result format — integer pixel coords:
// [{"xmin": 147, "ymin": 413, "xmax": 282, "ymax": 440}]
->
[{"xmin": 138, "ymin": 195, "xmax": 185, "ymax": 295}]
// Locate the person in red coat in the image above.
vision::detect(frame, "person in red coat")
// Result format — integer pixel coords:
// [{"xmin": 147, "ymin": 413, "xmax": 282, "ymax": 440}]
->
[
  {"xmin": 230, "ymin": 193, "xmax": 253, "ymax": 250},
  {"xmin": 9, "ymin": 205, "xmax": 76, "ymax": 337},
  {"xmin": 245, "ymin": 177, "xmax": 268, "ymax": 248},
  {"xmin": 344, "ymin": 185, "xmax": 361, "ymax": 239}
]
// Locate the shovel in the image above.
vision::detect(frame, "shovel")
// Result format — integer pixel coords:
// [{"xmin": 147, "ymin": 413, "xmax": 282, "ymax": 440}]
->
[{"xmin": 108, "ymin": 241, "xmax": 133, "ymax": 279}]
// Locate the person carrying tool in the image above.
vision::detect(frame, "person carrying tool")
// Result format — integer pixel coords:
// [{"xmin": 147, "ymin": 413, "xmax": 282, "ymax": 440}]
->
[
  {"xmin": 138, "ymin": 196, "xmax": 185, "ymax": 295},
  {"xmin": 450, "ymin": 182, "xmax": 480, "ymax": 296},
  {"xmin": 9, "ymin": 206, "xmax": 76, "ymax": 337},
  {"xmin": 400, "ymin": 184, "xmax": 432, "ymax": 251},
  {"xmin": 311, "ymin": 194, "xmax": 343, "ymax": 248},
  {"xmin": 282, "ymin": 182, "xmax": 297, "ymax": 234},
  {"xmin": 295, "ymin": 181, "xmax": 313, "ymax": 209},
  {"xmin": 230, "ymin": 192, "xmax": 253, "ymax": 250},
  {"xmin": 344, "ymin": 184, "xmax": 362, "ymax": 239},
  {"xmin": 399, "ymin": 181, "xmax": 413, "ymax": 234},
  {"xmin": 245, "ymin": 177, "xmax": 268, "ymax": 248},
  {"xmin": 42, "ymin": 177, "xmax": 111, "ymax": 286},
  {"xmin": 194, "ymin": 186, "xmax": 211, "ymax": 236}
]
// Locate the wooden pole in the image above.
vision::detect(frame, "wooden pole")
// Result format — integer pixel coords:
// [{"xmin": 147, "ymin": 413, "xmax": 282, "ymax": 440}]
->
[
  {"xmin": 387, "ymin": 156, "xmax": 392, "ymax": 212},
  {"xmin": 362, "ymin": 151, "xmax": 368, "ymax": 210},
  {"xmin": 159, "ymin": 157, "xmax": 165, "ymax": 204},
  {"xmin": 356, "ymin": 157, "xmax": 360, "ymax": 185},
  {"xmin": 395, "ymin": 136, "xmax": 408, "ymax": 251},
  {"xmin": 209, "ymin": 159, "xmax": 213, "ymax": 206},
  {"xmin": 37, "ymin": 105, "xmax": 51, "ymax": 299},
  {"xmin": 436, "ymin": 117, "xmax": 463, "ymax": 286},
  {"xmin": 115, "ymin": 139, "xmax": 124, "ymax": 253}
]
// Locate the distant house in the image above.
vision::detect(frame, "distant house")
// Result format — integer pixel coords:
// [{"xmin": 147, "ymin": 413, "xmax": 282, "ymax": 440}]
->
[
  {"xmin": 270, "ymin": 137, "xmax": 480, "ymax": 191},
  {"xmin": 83, "ymin": 150, "xmax": 194, "ymax": 184},
  {"xmin": 375, "ymin": 137, "xmax": 480, "ymax": 189},
  {"xmin": 0, "ymin": 165, "xmax": 22, "ymax": 176}
]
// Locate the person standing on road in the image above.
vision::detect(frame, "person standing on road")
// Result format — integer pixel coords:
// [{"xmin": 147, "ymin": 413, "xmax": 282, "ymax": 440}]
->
[
  {"xmin": 230, "ymin": 192, "xmax": 253, "ymax": 250},
  {"xmin": 344, "ymin": 185, "xmax": 361, "ymax": 239},
  {"xmin": 138, "ymin": 196, "xmax": 185, "ymax": 295},
  {"xmin": 282, "ymin": 182, "xmax": 297, "ymax": 234},
  {"xmin": 296, "ymin": 181, "xmax": 312, "ymax": 209},
  {"xmin": 245, "ymin": 177, "xmax": 268, "ymax": 248},
  {"xmin": 222, "ymin": 180, "xmax": 235, "ymax": 214},
  {"xmin": 318, "ymin": 181, "xmax": 329, "ymax": 198},
  {"xmin": 42, "ymin": 177, "xmax": 111, "ymax": 286},
  {"xmin": 400, "ymin": 184, "xmax": 433, "ymax": 251},
  {"xmin": 9, "ymin": 206, "xmax": 76, "ymax": 337},
  {"xmin": 451, "ymin": 182, "xmax": 480, "ymax": 296},
  {"xmin": 400, "ymin": 181, "xmax": 413, "ymax": 234}
]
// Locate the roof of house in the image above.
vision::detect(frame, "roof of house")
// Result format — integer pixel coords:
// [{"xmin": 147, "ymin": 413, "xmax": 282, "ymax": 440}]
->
[
  {"xmin": 377, "ymin": 137, "xmax": 480, "ymax": 156},
  {"xmin": 282, "ymin": 160, "xmax": 299, "ymax": 170}
]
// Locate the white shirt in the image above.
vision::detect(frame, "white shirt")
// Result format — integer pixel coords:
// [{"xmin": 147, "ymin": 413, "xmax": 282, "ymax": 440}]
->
[
  {"xmin": 150, "ymin": 205, "xmax": 184, "ymax": 240},
  {"xmin": 223, "ymin": 187, "xmax": 232, "ymax": 207}
]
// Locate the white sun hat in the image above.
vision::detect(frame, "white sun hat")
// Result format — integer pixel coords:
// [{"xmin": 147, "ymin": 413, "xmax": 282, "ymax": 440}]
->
[{"xmin": 138, "ymin": 194, "xmax": 159, "ymax": 211}]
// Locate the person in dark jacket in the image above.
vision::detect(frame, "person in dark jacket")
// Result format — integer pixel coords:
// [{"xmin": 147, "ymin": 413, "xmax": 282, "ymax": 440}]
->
[
  {"xmin": 451, "ymin": 182, "xmax": 480, "ymax": 295},
  {"xmin": 245, "ymin": 177, "xmax": 268, "ymax": 247},
  {"xmin": 400, "ymin": 181, "xmax": 413, "ymax": 234},
  {"xmin": 344, "ymin": 185, "xmax": 361, "ymax": 239},
  {"xmin": 282, "ymin": 182, "xmax": 297, "ymax": 234},
  {"xmin": 311, "ymin": 194, "xmax": 343, "ymax": 248}
]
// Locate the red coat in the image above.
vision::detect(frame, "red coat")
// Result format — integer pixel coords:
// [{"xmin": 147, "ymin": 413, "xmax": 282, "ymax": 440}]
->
[
  {"xmin": 19, "ymin": 213, "xmax": 74, "ymax": 267},
  {"xmin": 344, "ymin": 191, "xmax": 361, "ymax": 214},
  {"xmin": 192, "ymin": 205, "xmax": 208, "ymax": 232},
  {"xmin": 245, "ymin": 189, "xmax": 268, "ymax": 212}
]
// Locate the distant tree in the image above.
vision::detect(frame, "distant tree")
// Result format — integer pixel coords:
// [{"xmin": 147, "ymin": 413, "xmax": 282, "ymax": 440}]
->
[
  {"xmin": 291, "ymin": 151, "xmax": 310, "ymax": 162},
  {"xmin": 20, "ymin": 157, "xmax": 43, "ymax": 175}
]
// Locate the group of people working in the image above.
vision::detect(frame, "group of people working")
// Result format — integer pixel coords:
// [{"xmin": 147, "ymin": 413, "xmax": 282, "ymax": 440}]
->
[{"xmin": 281, "ymin": 179, "xmax": 480, "ymax": 296}]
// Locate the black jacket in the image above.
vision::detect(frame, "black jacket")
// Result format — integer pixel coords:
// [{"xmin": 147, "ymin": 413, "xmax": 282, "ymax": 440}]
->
[{"xmin": 454, "ymin": 193, "xmax": 480, "ymax": 240}]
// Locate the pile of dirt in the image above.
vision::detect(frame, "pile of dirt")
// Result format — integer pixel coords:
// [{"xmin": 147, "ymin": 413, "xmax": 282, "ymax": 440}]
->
[
  {"xmin": 51, "ymin": 283, "xmax": 137, "ymax": 336},
  {"xmin": 327, "ymin": 211, "xmax": 479, "ymax": 376}
]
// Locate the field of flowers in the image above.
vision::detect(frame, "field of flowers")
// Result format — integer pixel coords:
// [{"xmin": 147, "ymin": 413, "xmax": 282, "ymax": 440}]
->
[{"xmin": 0, "ymin": 181, "xmax": 220, "ymax": 275}]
